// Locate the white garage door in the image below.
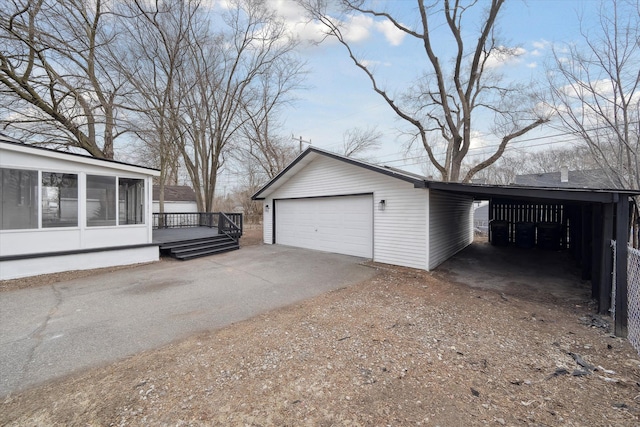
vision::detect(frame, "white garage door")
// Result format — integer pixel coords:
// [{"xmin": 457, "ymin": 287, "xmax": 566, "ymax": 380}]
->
[{"xmin": 275, "ymin": 195, "xmax": 373, "ymax": 258}]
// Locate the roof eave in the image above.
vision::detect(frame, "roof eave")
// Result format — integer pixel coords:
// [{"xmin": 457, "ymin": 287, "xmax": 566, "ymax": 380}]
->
[
  {"xmin": 0, "ymin": 139, "xmax": 161, "ymax": 176},
  {"xmin": 252, "ymin": 147, "xmax": 425, "ymax": 200}
]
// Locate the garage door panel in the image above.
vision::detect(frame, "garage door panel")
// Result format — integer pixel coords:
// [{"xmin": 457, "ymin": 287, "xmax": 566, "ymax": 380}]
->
[{"xmin": 275, "ymin": 195, "xmax": 373, "ymax": 258}]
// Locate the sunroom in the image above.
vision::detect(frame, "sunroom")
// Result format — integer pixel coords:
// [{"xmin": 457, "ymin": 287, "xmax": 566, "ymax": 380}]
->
[{"xmin": 0, "ymin": 137, "xmax": 160, "ymax": 280}]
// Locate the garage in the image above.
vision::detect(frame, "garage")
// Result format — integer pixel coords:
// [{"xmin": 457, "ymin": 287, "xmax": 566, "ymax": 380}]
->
[
  {"xmin": 253, "ymin": 147, "xmax": 439, "ymax": 271},
  {"xmin": 275, "ymin": 195, "xmax": 373, "ymax": 258},
  {"xmin": 253, "ymin": 146, "xmax": 639, "ymax": 337}
]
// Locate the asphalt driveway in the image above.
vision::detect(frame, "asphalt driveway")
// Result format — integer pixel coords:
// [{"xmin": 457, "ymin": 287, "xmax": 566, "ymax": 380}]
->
[{"xmin": 0, "ymin": 245, "xmax": 377, "ymax": 396}]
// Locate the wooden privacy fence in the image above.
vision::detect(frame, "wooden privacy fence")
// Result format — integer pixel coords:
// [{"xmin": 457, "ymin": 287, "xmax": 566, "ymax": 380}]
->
[{"xmin": 490, "ymin": 200, "xmax": 568, "ymax": 247}]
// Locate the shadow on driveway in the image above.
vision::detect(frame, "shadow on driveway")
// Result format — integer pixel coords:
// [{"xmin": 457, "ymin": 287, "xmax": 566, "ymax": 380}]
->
[{"xmin": 435, "ymin": 240, "xmax": 591, "ymax": 305}]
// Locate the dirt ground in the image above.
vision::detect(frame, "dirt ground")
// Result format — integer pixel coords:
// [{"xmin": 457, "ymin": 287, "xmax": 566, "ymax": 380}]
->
[{"xmin": 2, "ymin": 227, "xmax": 640, "ymax": 426}]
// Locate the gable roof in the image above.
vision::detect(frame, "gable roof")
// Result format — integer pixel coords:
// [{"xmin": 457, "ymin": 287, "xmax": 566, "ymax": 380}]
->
[
  {"xmin": 251, "ymin": 145, "xmax": 640, "ymax": 204},
  {"xmin": 251, "ymin": 146, "xmax": 427, "ymax": 200},
  {"xmin": 153, "ymin": 185, "xmax": 197, "ymax": 202},
  {"xmin": 515, "ymin": 169, "xmax": 623, "ymax": 190},
  {"xmin": 0, "ymin": 136, "xmax": 160, "ymax": 176}
]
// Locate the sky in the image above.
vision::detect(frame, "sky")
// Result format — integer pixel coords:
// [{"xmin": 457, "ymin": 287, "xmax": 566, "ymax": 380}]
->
[{"xmin": 218, "ymin": 0, "xmax": 604, "ymax": 183}]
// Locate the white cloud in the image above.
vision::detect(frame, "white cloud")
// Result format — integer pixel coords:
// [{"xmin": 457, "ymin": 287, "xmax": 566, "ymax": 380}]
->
[
  {"xmin": 211, "ymin": 0, "xmax": 233, "ymax": 10},
  {"xmin": 526, "ymin": 62, "xmax": 538, "ymax": 68},
  {"xmin": 529, "ymin": 40, "xmax": 550, "ymax": 58},
  {"xmin": 485, "ymin": 46, "xmax": 527, "ymax": 69},
  {"xmin": 343, "ymin": 14, "xmax": 374, "ymax": 43},
  {"xmin": 265, "ymin": 1, "xmax": 375, "ymax": 46},
  {"xmin": 265, "ymin": 0, "xmax": 326, "ymax": 44},
  {"xmin": 557, "ymin": 79, "xmax": 614, "ymax": 102},
  {"xmin": 361, "ymin": 59, "xmax": 392, "ymax": 68},
  {"xmin": 469, "ymin": 130, "xmax": 490, "ymax": 150},
  {"xmin": 532, "ymin": 40, "xmax": 549, "ymax": 50},
  {"xmin": 375, "ymin": 20, "xmax": 406, "ymax": 46}
]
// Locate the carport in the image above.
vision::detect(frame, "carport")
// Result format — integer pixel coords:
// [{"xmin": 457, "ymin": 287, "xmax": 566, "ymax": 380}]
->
[{"xmin": 418, "ymin": 180, "xmax": 639, "ymax": 336}]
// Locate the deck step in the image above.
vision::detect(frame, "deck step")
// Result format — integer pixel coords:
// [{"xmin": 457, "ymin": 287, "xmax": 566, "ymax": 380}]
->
[
  {"xmin": 171, "ymin": 240, "xmax": 238, "ymax": 256},
  {"xmin": 159, "ymin": 234, "xmax": 231, "ymax": 251},
  {"xmin": 161, "ymin": 234, "xmax": 239, "ymax": 260},
  {"xmin": 174, "ymin": 244, "xmax": 239, "ymax": 260}
]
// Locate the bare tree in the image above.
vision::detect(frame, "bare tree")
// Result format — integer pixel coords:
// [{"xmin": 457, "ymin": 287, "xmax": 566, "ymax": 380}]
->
[
  {"xmin": 0, "ymin": 0, "xmax": 126, "ymax": 158},
  {"xmin": 237, "ymin": 52, "xmax": 304, "ymax": 180},
  {"xmin": 174, "ymin": 0, "xmax": 301, "ymax": 212},
  {"xmin": 300, "ymin": 0, "xmax": 548, "ymax": 182},
  {"xmin": 113, "ymin": 0, "xmax": 206, "ymax": 214},
  {"xmin": 544, "ymin": 0, "xmax": 640, "ymax": 246},
  {"xmin": 471, "ymin": 151, "xmax": 529, "ymax": 185},
  {"xmin": 474, "ymin": 146, "xmax": 599, "ymax": 185},
  {"xmin": 341, "ymin": 125, "xmax": 381, "ymax": 158},
  {"xmin": 525, "ymin": 147, "xmax": 598, "ymax": 174},
  {"xmin": 544, "ymin": 0, "xmax": 640, "ymax": 191}
]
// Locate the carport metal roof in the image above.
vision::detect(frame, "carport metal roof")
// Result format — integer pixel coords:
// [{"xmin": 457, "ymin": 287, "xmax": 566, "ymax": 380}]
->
[{"xmin": 419, "ymin": 180, "xmax": 639, "ymax": 204}]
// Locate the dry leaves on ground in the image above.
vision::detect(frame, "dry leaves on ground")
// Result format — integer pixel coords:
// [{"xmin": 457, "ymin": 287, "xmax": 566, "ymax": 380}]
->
[{"xmin": 2, "ymin": 262, "xmax": 639, "ymax": 426}]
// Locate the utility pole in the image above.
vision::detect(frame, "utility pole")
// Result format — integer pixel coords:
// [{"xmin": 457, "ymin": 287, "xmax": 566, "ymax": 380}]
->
[{"xmin": 293, "ymin": 135, "xmax": 311, "ymax": 153}]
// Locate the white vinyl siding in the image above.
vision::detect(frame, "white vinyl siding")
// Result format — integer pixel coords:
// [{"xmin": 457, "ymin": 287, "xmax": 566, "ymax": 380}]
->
[
  {"xmin": 265, "ymin": 155, "xmax": 429, "ymax": 270},
  {"xmin": 276, "ymin": 195, "xmax": 373, "ymax": 258},
  {"xmin": 263, "ymin": 198, "xmax": 274, "ymax": 244},
  {"xmin": 0, "ymin": 142, "xmax": 159, "ymax": 279},
  {"xmin": 152, "ymin": 201, "xmax": 197, "ymax": 213},
  {"xmin": 429, "ymin": 190, "xmax": 473, "ymax": 269}
]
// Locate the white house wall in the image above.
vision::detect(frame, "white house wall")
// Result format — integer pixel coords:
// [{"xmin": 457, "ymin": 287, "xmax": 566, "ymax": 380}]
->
[
  {"xmin": 0, "ymin": 143, "xmax": 159, "ymax": 278},
  {"xmin": 428, "ymin": 190, "xmax": 473, "ymax": 269},
  {"xmin": 1, "ymin": 246, "xmax": 158, "ymax": 280},
  {"xmin": 152, "ymin": 201, "xmax": 198, "ymax": 213},
  {"xmin": 262, "ymin": 155, "xmax": 429, "ymax": 270}
]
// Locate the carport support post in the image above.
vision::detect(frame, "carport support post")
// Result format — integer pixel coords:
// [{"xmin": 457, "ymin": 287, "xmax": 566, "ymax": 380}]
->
[
  {"xmin": 581, "ymin": 206, "xmax": 592, "ymax": 280},
  {"xmin": 591, "ymin": 204, "xmax": 603, "ymax": 299},
  {"xmin": 598, "ymin": 203, "xmax": 614, "ymax": 315},
  {"xmin": 614, "ymin": 196, "xmax": 629, "ymax": 337}
]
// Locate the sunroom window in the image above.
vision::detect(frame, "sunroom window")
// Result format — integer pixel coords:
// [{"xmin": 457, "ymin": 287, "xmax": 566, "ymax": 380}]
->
[
  {"xmin": 41, "ymin": 172, "xmax": 78, "ymax": 228},
  {"xmin": 119, "ymin": 178, "xmax": 145, "ymax": 224},
  {"xmin": 0, "ymin": 168, "xmax": 38, "ymax": 230},
  {"xmin": 86, "ymin": 175, "xmax": 117, "ymax": 227}
]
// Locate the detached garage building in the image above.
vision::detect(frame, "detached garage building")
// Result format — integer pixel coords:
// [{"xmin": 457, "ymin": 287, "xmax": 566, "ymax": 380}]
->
[
  {"xmin": 252, "ymin": 147, "xmax": 638, "ymax": 336},
  {"xmin": 252, "ymin": 147, "xmax": 473, "ymax": 271}
]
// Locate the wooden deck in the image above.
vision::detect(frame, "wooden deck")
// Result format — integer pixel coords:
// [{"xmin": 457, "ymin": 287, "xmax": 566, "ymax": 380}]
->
[{"xmin": 153, "ymin": 226, "xmax": 220, "ymax": 244}]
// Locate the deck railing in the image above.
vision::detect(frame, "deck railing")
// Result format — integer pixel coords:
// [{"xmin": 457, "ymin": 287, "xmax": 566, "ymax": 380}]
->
[
  {"xmin": 152, "ymin": 212, "xmax": 243, "ymax": 239},
  {"xmin": 219, "ymin": 212, "xmax": 243, "ymax": 239}
]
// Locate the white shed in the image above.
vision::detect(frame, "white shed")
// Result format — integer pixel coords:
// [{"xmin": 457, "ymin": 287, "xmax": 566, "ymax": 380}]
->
[
  {"xmin": 0, "ymin": 137, "xmax": 160, "ymax": 280},
  {"xmin": 252, "ymin": 147, "xmax": 473, "ymax": 271},
  {"xmin": 152, "ymin": 185, "xmax": 198, "ymax": 213}
]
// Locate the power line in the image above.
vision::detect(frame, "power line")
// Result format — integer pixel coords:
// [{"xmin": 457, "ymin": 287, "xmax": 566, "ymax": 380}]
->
[{"xmin": 335, "ymin": 121, "xmax": 639, "ymax": 167}]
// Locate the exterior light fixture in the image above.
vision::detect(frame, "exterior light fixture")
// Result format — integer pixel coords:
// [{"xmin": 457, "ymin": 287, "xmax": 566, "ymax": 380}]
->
[
  {"xmin": 378, "ymin": 199, "xmax": 386, "ymax": 211},
  {"xmin": 265, "ymin": 204, "xmax": 270, "ymax": 212}
]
